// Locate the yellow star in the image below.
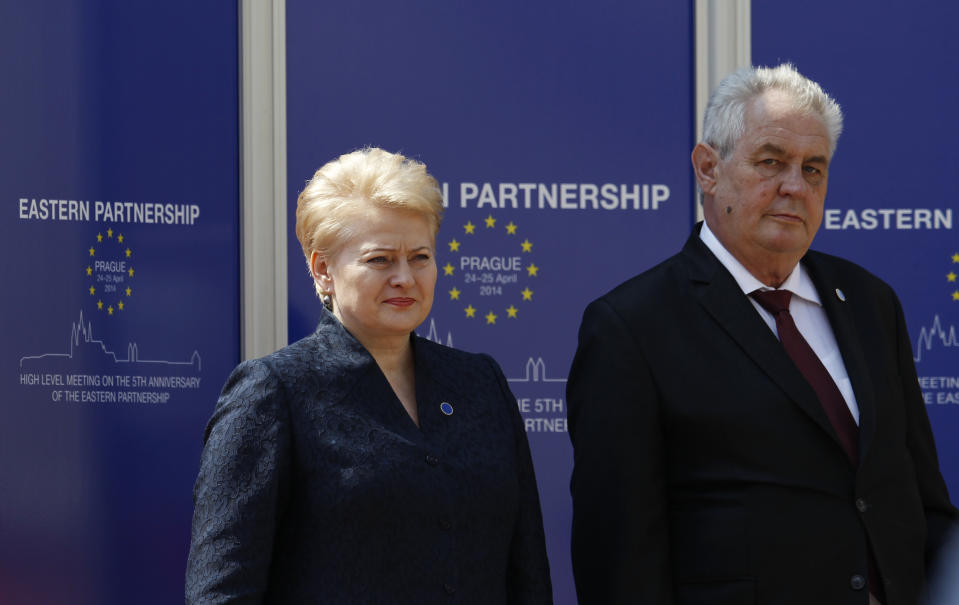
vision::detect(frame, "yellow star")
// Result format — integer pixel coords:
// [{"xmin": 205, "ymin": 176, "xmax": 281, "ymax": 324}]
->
[
  {"xmin": 505, "ymin": 221, "xmax": 517, "ymax": 235},
  {"xmin": 108, "ymin": 306, "xmax": 114, "ymax": 315},
  {"xmin": 89, "ymin": 247, "xmax": 95, "ymax": 256},
  {"xmin": 953, "ymin": 291, "xmax": 959, "ymax": 301},
  {"xmin": 118, "ymin": 301, "xmax": 125, "ymax": 311},
  {"xmin": 527, "ymin": 263, "xmax": 539, "ymax": 277},
  {"xmin": 443, "ymin": 262, "xmax": 455, "ymax": 276},
  {"xmin": 484, "ymin": 215, "xmax": 496, "ymax": 228},
  {"xmin": 521, "ymin": 239, "xmax": 533, "ymax": 252},
  {"xmin": 506, "ymin": 305, "xmax": 518, "ymax": 318},
  {"xmin": 953, "ymin": 253, "xmax": 959, "ymax": 263},
  {"xmin": 949, "ymin": 272, "xmax": 957, "ymax": 283},
  {"xmin": 125, "ymin": 248, "xmax": 131, "ymax": 258},
  {"xmin": 86, "ymin": 266, "xmax": 92, "ymax": 276},
  {"xmin": 449, "ymin": 287, "xmax": 461, "ymax": 300},
  {"xmin": 521, "ymin": 287, "xmax": 533, "ymax": 300},
  {"xmin": 449, "ymin": 238, "xmax": 461, "ymax": 252},
  {"xmin": 464, "ymin": 221, "xmax": 476, "ymax": 234},
  {"xmin": 128, "ymin": 267, "xmax": 135, "ymax": 277},
  {"xmin": 107, "ymin": 228, "xmax": 113, "ymax": 238},
  {"xmin": 485, "ymin": 310, "xmax": 498, "ymax": 324},
  {"xmin": 97, "ymin": 233, "xmax": 103, "ymax": 242},
  {"xmin": 89, "ymin": 286, "xmax": 95, "ymax": 295},
  {"xmin": 118, "ymin": 234, "xmax": 124, "ymax": 244},
  {"xmin": 125, "ymin": 286, "xmax": 132, "ymax": 296},
  {"xmin": 97, "ymin": 300, "xmax": 103, "ymax": 310},
  {"xmin": 465, "ymin": 304, "xmax": 476, "ymax": 318}
]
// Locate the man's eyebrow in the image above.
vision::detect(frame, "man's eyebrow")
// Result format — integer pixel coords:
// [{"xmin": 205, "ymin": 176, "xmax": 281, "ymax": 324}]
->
[
  {"xmin": 755, "ymin": 143, "xmax": 786, "ymax": 156},
  {"xmin": 753, "ymin": 143, "xmax": 828, "ymax": 165}
]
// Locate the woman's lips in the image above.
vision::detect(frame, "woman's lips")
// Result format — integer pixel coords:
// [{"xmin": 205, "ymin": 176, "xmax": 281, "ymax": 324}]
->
[{"xmin": 385, "ymin": 297, "xmax": 415, "ymax": 307}]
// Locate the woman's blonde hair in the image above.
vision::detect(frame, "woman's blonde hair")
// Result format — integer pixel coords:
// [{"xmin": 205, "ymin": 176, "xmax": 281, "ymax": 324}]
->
[{"xmin": 295, "ymin": 147, "xmax": 444, "ymax": 296}]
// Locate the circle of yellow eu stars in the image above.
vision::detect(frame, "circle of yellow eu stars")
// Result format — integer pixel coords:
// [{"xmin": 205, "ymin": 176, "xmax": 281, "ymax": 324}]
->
[
  {"xmin": 949, "ymin": 252, "xmax": 959, "ymax": 302},
  {"xmin": 441, "ymin": 215, "xmax": 538, "ymax": 324},
  {"xmin": 86, "ymin": 227, "xmax": 135, "ymax": 316}
]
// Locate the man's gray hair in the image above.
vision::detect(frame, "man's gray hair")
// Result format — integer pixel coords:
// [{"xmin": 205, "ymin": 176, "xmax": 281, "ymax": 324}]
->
[{"xmin": 703, "ymin": 63, "xmax": 843, "ymax": 159}]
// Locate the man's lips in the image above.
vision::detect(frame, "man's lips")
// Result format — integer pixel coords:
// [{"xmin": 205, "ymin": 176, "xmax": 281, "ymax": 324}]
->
[
  {"xmin": 384, "ymin": 297, "xmax": 415, "ymax": 307},
  {"xmin": 768, "ymin": 212, "xmax": 803, "ymax": 223}
]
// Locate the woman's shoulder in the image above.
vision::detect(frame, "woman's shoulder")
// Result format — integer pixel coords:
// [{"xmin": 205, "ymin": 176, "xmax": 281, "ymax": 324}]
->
[
  {"xmin": 259, "ymin": 331, "xmax": 325, "ymax": 370},
  {"xmin": 414, "ymin": 336, "xmax": 506, "ymax": 390},
  {"xmin": 226, "ymin": 333, "xmax": 321, "ymax": 390},
  {"xmin": 414, "ymin": 335, "xmax": 497, "ymax": 366},
  {"xmin": 228, "ymin": 322, "xmax": 377, "ymax": 402}
]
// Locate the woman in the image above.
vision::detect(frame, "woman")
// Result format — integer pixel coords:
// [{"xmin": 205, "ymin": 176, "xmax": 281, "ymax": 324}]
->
[{"xmin": 186, "ymin": 148, "xmax": 553, "ymax": 603}]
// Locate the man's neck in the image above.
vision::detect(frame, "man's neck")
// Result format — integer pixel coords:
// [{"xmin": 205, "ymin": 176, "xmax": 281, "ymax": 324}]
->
[
  {"xmin": 699, "ymin": 220, "xmax": 801, "ymax": 289},
  {"xmin": 741, "ymin": 261, "xmax": 797, "ymax": 289}
]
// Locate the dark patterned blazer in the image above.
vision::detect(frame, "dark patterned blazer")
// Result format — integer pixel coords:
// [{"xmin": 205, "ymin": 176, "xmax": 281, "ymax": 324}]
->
[
  {"xmin": 568, "ymin": 225, "xmax": 956, "ymax": 605},
  {"xmin": 186, "ymin": 310, "xmax": 552, "ymax": 604}
]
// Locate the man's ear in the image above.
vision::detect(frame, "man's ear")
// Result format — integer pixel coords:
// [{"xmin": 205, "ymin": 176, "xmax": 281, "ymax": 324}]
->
[
  {"xmin": 310, "ymin": 251, "xmax": 334, "ymax": 294},
  {"xmin": 691, "ymin": 142, "xmax": 721, "ymax": 195}
]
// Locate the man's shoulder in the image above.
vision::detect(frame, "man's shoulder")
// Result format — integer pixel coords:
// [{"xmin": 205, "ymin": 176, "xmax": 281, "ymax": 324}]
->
[
  {"xmin": 804, "ymin": 248, "xmax": 894, "ymax": 294},
  {"xmin": 593, "ymin": 249, "xmax": 689, "ymax": 314}
]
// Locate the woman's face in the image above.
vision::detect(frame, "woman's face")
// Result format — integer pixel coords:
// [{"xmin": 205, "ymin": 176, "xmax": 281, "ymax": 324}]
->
[{"xmin": 314, "ymin": 205, "xmax": 436, "ymax": 347}]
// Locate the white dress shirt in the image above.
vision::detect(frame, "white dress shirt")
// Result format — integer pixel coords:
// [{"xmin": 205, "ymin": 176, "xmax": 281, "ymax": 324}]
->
[{"xmin": 700, "ymin": 221, "xmax": 860, "ymax": 424}]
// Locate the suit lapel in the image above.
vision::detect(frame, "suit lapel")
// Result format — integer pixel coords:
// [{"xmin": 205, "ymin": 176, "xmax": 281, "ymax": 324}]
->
[
  {"xmin": 314, "ymin": 311, "xmax": 425, "ymax": 444},
  {"xmin": 411, "ymin": 337, "xmax": 445, "ymax": 441},
  {"xmin": 679, "ymin": 229, "xmax": 842, "ymax": 448},
  {"xmin": 803, "ymin": 252, "xmax": 877, "ymax": 464}
]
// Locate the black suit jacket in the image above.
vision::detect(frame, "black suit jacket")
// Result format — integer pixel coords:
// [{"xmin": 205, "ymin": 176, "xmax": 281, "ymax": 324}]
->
[
  {"xmin": 568, "ymin": 225, "xmax": 956, "ymax": 605},
  {"xmin": 186, "ymin": 310, "xmax": 552, "ymax": 604}
]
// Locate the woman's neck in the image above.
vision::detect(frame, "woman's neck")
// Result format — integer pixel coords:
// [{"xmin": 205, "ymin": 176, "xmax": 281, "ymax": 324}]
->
[
  {"xmin": 366, "ymin": 336, "xmax": 413, "ymax": 377},
  {"xmin": 364, "ymin": 335, "xmax": 419, "ymax": 427}
]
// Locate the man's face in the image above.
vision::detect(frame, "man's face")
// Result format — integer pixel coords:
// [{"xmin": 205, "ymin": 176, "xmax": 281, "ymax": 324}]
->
[{"xmin": 704, "ymin": 89, "xmax": 831, "ymax": 275}]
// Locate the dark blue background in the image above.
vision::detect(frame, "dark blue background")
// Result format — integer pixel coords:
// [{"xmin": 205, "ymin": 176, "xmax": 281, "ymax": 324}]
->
[{"xmin": 0, "ymin": 2, "xmax": 240, "ymax": 603}]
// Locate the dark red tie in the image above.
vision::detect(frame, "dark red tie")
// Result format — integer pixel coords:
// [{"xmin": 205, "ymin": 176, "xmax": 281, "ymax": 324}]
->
[{"xmin": 750, "ymin": 289, "xmax": 859, "ymax": 466}]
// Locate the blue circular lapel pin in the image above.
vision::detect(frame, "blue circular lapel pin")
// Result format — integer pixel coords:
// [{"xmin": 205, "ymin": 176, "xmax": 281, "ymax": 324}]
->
[
  {"xmin": 835, "ymin": 288, "xmax": 846, "ymax": 302},
  {"xmin": 440, "ymin": 401, "xmax": 454, "ymax": 416}
]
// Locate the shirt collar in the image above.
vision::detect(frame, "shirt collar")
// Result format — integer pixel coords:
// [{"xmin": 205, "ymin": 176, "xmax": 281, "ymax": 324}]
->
[{"xmin": 699, "ymin": 220, "xmax": 821, "ymax": 306}]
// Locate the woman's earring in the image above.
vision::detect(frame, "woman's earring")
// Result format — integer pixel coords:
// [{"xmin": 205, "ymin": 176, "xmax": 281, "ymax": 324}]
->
[{"xmin": 322, "ymin": 293, "xmax": 333, "ymax": 312}]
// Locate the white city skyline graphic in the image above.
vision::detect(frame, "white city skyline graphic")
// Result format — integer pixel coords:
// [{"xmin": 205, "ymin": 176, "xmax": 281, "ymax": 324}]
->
[
  {"xmin": 19, "ymin": 310, "xmax": 201, "ymax": 371},
  {"xmin": 419, "ymin": 317, "xmax": 567, "ymax": 383},
  {"xmin": 914, "ymin": 314, "xmax": 959, "ymax": 363},
  {"xmin": 507, "ymin": 357, "xmax": 567, "ymax": 383},
  {"xmin": 420, "ymin": 317, "xmax": 454, "ymax": 347},
  {"xmin": 422, "ymin": 310, "xmax": 956, "ymax": 379}
]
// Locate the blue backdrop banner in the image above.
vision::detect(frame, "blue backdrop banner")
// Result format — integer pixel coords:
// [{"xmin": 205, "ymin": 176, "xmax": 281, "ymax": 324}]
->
[
  {"xmin": 0, "ymin": 2, "xmax": 240, "ymax": 603},
  {"xmin": 752, "ymin": 2, "xmax": 959, "ymax": 498},
  {"xmin": 285, "ymin": 2, "xmax": 694, "ymax": 601}
]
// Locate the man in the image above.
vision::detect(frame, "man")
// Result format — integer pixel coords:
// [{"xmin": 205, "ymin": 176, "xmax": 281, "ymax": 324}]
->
[{"xmin": 567, "ymin": 64, "xmax": 956, "ymax": 605}]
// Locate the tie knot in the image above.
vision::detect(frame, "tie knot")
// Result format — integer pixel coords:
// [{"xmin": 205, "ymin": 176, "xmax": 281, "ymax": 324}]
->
[{"xmin": 751, "ymin": 289, "xmax": 792, "ymax": 315}]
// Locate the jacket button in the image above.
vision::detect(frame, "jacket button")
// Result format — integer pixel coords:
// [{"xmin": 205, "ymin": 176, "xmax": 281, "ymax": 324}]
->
[
  {"xmin": 439, "ymin": 518, "xmax": 452, "ymax": 530},
  {"xmin": 444, "ymin": 583, "xmax": 456, "ymax": 595},
  {"xmin": 425, "ymin": 454, "xmax": 439, "ymax": 467},
  {"xmin": 855, "ymin": 498, "xmax": 868, "ymax": 512},
  {"xmin": 850, "ymin": 574, "xmax": 866, "ymax": 590}
]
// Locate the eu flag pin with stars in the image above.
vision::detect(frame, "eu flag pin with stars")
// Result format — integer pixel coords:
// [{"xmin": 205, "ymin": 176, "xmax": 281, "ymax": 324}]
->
[
  {"xmin": 440, "ymin": 402, "xmax": 454, "ymax": 416},
  {"xmin": 835, "ymin": 288, "xmax": 846, "ymax": 302}
]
